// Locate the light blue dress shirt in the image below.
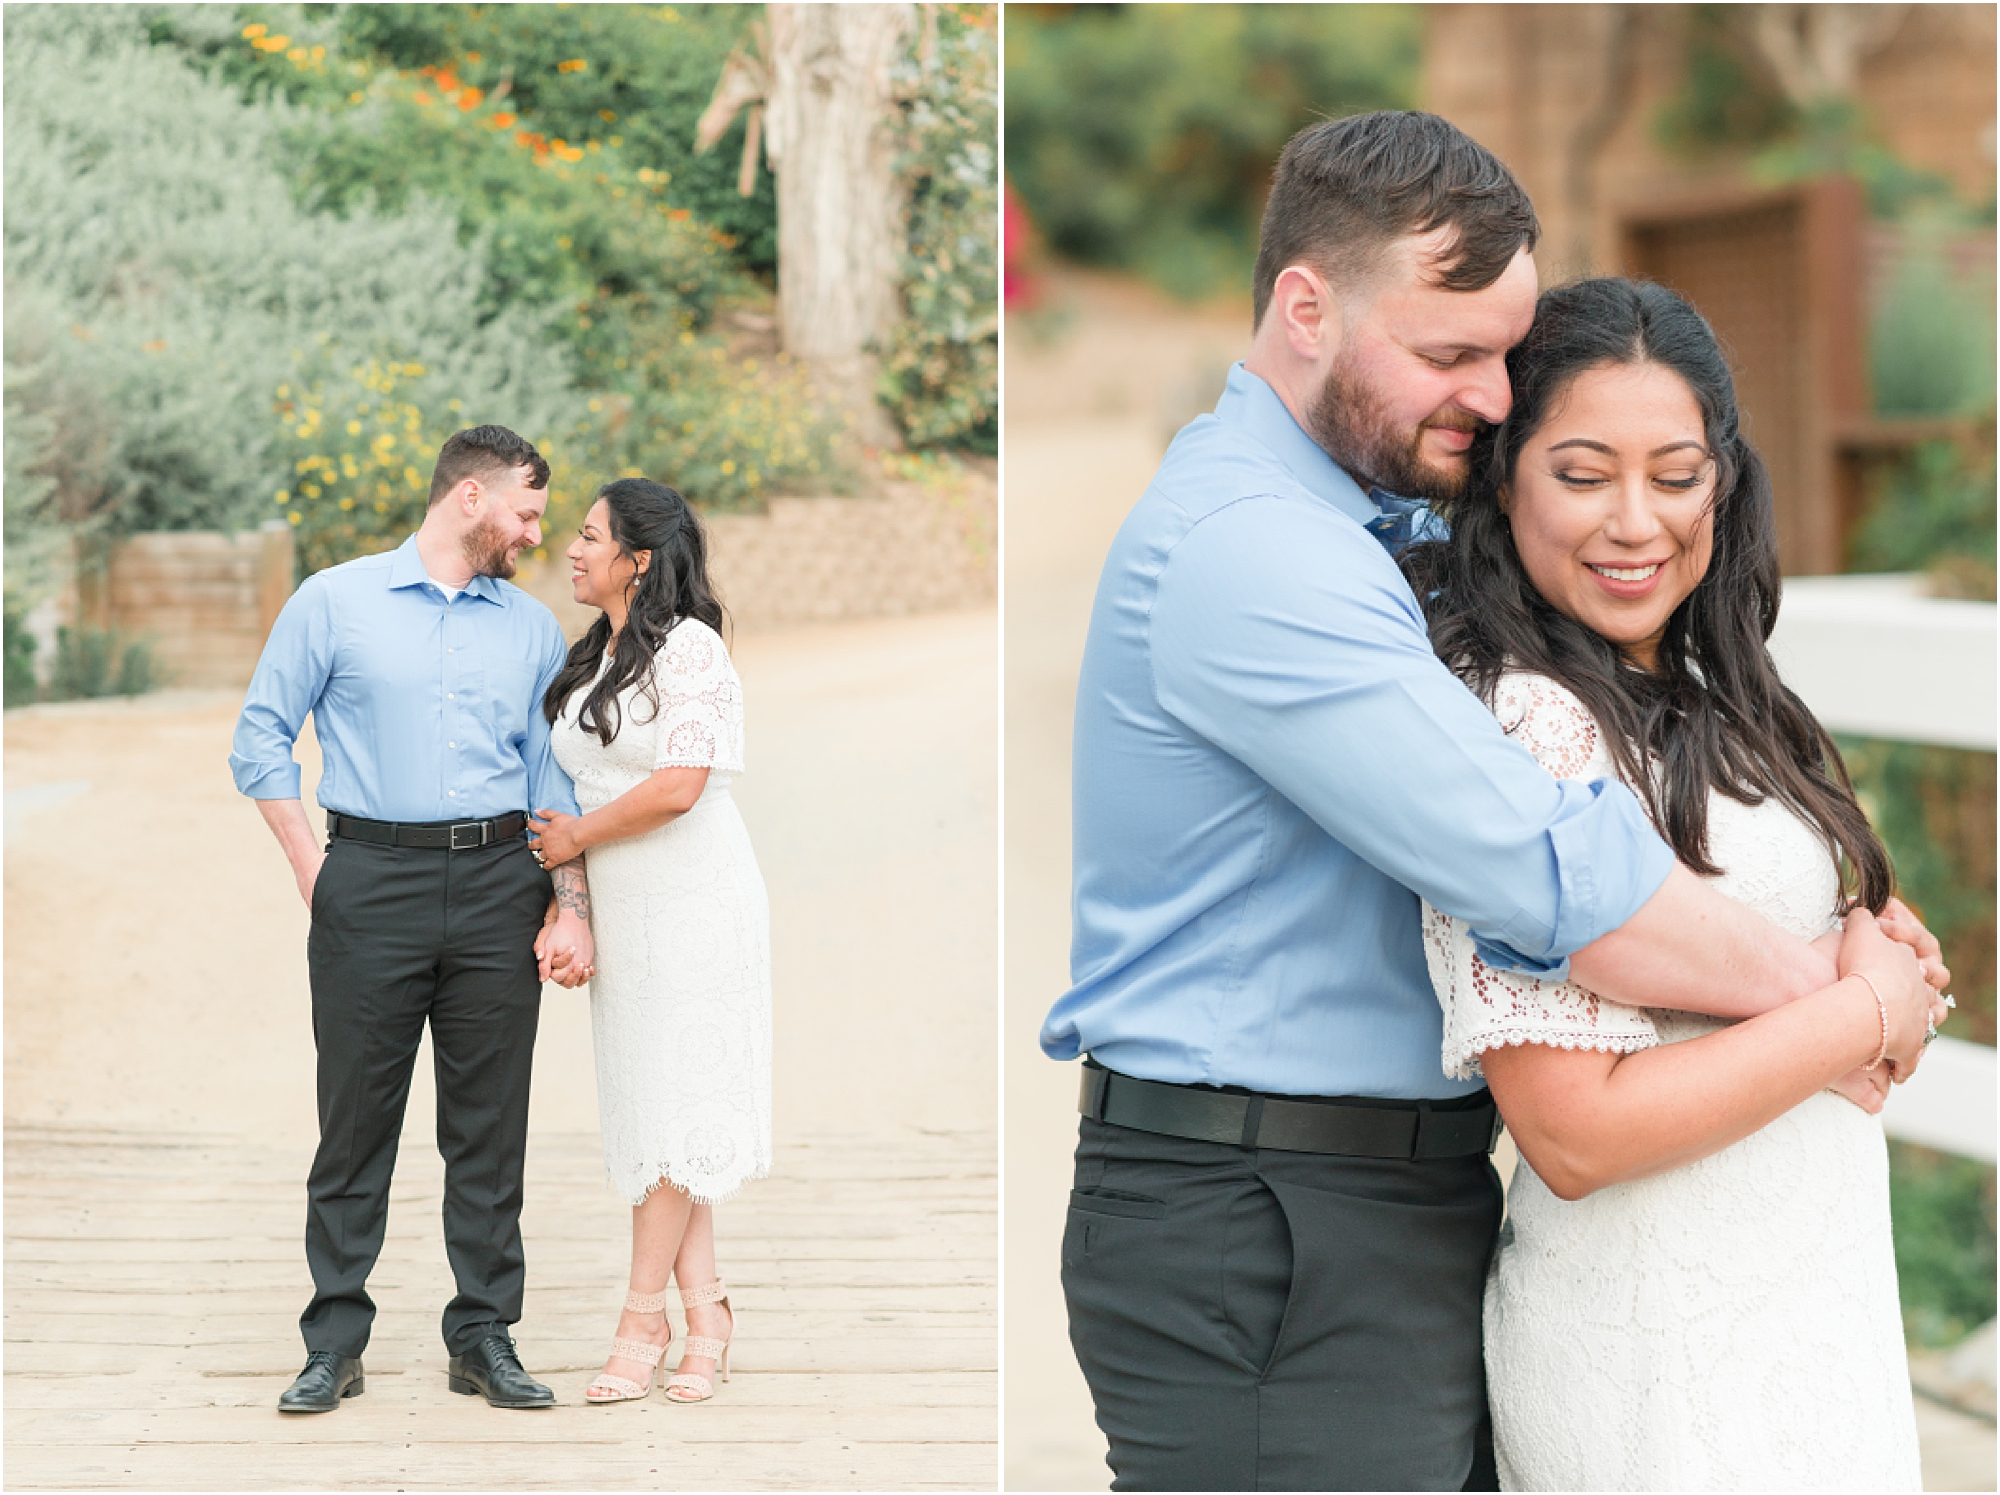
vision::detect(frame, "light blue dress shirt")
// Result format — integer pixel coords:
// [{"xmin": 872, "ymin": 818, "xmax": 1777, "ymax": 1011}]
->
[
  {"xmin": 230, "ymin": 535, "xmax": 580, "ymax": 823},
  {"xmin": 1043, "ymin": 365, "xmax": 1675, "ymax": 1100}
]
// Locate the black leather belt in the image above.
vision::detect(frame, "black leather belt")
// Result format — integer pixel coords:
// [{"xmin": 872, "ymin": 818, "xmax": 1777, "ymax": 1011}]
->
[
  {"xmin": 1078, "ymin": 1059, "xmax": 1501, "ymax": 1161},
  {"xmin": 327, "ymin": 811, "xmax": 528, "ymax": 850}
]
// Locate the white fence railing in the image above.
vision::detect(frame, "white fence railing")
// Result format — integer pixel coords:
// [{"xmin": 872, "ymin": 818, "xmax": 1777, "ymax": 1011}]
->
[{"xmin": 1769, "ymin": 573, "xmax": 1997, "ymax": 1161}]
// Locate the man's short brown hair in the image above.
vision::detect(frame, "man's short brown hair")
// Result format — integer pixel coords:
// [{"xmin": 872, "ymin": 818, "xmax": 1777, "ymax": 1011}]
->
[
  {"xmin": 426, "ymin": 425, "xmax": 551, "ymax": 508},
  {"xmin": 1251, "ymin": 111, "xmax": 1540, "ymax": 330}
]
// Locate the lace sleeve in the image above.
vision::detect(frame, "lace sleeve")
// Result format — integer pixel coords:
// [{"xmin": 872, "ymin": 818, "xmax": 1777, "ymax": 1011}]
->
[
  {"xmin": 651, "ymin": 620, "xmax": 746, "ymax": 773},
  {"xmin": 1423, "ymin": 673, "xmax": 1658, "ymax": 1079}
]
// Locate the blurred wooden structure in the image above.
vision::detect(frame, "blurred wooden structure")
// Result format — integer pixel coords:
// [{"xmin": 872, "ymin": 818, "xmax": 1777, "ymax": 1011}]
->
[
  {"xmin": 72, "ymin": 526, "xmax": 294, "ymax": 689},
  {"xmin": 1423, "ymin": 3, "xmax": 1996, "ymax": 575},
  {"xmin": 1614, "ymin": 177, "xmax": 1866, "ymax": 575}
]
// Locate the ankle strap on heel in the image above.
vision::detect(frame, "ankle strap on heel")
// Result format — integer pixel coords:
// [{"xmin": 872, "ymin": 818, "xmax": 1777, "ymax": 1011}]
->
[
  {"xmin": 625, "ymin": 1288, "xmax": 669, "ymax": 1314},
  {"xmin": 678, "ymin": 1279, "xmax": 727, "ymax": 1308}
]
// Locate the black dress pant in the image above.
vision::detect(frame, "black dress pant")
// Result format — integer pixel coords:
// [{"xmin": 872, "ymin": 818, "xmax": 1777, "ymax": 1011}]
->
[
  {"xmin": 301, "ymin": 832, "xmax": 551, "ymax": 1358},
  {"xmin": 1062, "ymin": 1108, "xmax": 1504, "ymax": 1492}
]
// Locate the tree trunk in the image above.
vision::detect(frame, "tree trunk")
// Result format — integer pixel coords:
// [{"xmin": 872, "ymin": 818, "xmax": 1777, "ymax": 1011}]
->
[{"xmin": 763, "ymin": 3, "xmax": 914, "ymax": 447}]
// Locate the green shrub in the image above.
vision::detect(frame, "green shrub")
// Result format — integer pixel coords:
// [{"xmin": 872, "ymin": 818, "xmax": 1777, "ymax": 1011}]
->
[
  {"xmin": 48, "ymin": 624, "xmax": 154, "ymax": 701},
  {"xmin": 1889, "ymin": 1141, "xmax": 1998, "ymax": 1349},
  {"xmin": 1870, "ymin": 242, "xmax": 1996, "ymax": 420},
  {"xmin": 877, "ymin": 5, "xmax": 997, "ymax": 453},
  {"xmin": 1848, "ymin": 439, "xmax": 1996, "ymax": 595},
  {"xmin": 1837, "ymin": 736, "xmax": 1996, "ymax": 1048},
  {"xmin": 3, "ymin": 4, "xmax": 583, "ymax": 570},
  {"xmin": 3, "ymin": 605, "xmax": 39, "ymax": 707},
  {"xmin": 1005, "ymin": 5, "xmax": 1419, "ymax": 301}
]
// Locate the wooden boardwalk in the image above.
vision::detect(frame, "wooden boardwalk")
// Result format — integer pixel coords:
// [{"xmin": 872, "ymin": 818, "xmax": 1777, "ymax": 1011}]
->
[
  {"xmin": 4, "ymin": 611, "xmax": 999, "ymax": 1490},
  {"xmin": 6, "ymin": 1123, "xmax": 994, "ymax": 1490}
]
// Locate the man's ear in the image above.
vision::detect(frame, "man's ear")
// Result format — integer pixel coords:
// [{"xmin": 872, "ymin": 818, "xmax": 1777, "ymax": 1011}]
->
[
  {"xmin": 1272, "ymin": 264, "xmax": 1342, "ymax": 363},
  {"xmin": 456, "ymin": 478, "xmax": 484, "ymax": 518}
]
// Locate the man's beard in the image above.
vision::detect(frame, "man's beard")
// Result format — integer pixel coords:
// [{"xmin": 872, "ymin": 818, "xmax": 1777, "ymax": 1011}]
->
[
  {"xmin": 1305, "ymin": 357, "xmax": 1480, "ymax": 504},
  {"xmin": 461, "ymin": 513, "xmax": 520, "ymax": 579}
]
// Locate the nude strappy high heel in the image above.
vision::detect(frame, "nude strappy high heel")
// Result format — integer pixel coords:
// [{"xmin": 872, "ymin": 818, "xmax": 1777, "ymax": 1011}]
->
[
  {"xmin": 585, "ymin": 1288, "xmax": 672, "ymax": 1403},
  {"xmin": 664, "ymin": 1278, "xmax": 733, "ymax": 1403}
]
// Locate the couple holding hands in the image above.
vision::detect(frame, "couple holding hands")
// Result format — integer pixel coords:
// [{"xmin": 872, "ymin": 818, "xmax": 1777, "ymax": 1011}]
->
[
  {"xmin": 231, "ymin": 425, "xmax": 768, "ymax": 1413},
  {"xmin": 1047, "ymin": 112, "xmax": 1954, "ymax": 1491}
]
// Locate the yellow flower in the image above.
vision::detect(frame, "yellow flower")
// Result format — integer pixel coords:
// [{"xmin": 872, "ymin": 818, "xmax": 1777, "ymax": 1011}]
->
[
  {"xmin": 242, "ymin": 23, "xmax": 267, "ymax": 38},
  {"xmin": 346, "ymin": 420, "xmax": 362, "ymax": 435},
  {"xmin": 404, "ymin": 467, "xmax": 423, "ymax": 490},
  {"xmin": 303, "ymin": 483, "xmax": 322, "ymax": 498},
  {"xmin": 719, "ymin": 459, "xmax": 736, "ymax": 476},
  {"xmin": 587, "ymin": 398, "xmax": 603, "ymax": 413},
  {"xmin": 404, "ymin": 363, "xmax": 425, "ymax": 377},
  {"xmin": 289, "ymin": 512, "xmax": 303, "ymax": 525},
  {"xmin": 274, "ymin": 489, "xmax": 290, "ymax": 503}
]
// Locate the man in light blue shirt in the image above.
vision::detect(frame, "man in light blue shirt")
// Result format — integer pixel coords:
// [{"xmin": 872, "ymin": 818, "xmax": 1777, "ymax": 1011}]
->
[
  {"xmin": 232, "ymin": 426, "xmax": 591, "ymax": 1414},
  {"xmin": 1049, "ymin": 114, "xmax": 1857, "ymax": 1491}
]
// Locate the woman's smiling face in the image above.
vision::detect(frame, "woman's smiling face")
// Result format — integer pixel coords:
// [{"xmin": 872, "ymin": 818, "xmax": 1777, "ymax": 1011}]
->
[
  {"xmin": 566, "ymin": 497, "xmax": 644, "ymax": 611},
  {"xmin": 1502, "ymin": 360, "xmax": 1719, "ymax": 670}
]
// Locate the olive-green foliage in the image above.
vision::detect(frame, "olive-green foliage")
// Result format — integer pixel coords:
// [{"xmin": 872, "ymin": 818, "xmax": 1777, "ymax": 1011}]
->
[
  {"xmin": 1888, "ymin": 1141, "xmax": 1998, "ymax": 1348},
  {"xmin": 1005, "ymin": 5, "xmax": 1420, "ymax": 301},
  {"xmin": 4, "ymin": 4, "xmax": 581, "ymax": 566},
  {"xmin": 1847, "ymin": 441, "xmax": 1996, "ymax": 588},
  {"xmin": 1838, "ymin": 736, "xmax": 1996, "ymax": 1046},
  {"xmin": 3, "ymin": 607, "xmax": 39, "ymax": 706},
  {"xmin": 1651, "ymin": 6, "xmax": 1796, "ymax": 159},
  {"xmin": 879, "ymin": 5, "xmax": 997, "ymax": 452},
  {"xmin": 48, "ymin": 624, "xmax": 156, "ymax": 701},
  {"xmin": 1849, "ymin": 242, "xmax": 1996, "ymax": 595},
  {"xmin": 328, "ymin": 3, "xmax": 780, "ymax": 271},
  {"xmin": 1869, "ymin": 244, "xmax": 1997, "ymax": 420}
]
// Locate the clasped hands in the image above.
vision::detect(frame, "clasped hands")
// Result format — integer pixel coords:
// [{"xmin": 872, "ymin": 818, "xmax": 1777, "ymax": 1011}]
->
[
  {"xmin": 536, "ymin": 899, "xmax": 594, "ymax": 988},
  {"xmin": 1823, "ymin": 897, "xmax": 1952, "ymax": 1116}
]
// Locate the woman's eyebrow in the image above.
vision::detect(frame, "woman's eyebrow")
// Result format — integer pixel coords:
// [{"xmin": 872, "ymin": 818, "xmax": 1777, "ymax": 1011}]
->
[{"xmin": 1545, "ymin": 437, "xmax": 1709, "ymax": 458}]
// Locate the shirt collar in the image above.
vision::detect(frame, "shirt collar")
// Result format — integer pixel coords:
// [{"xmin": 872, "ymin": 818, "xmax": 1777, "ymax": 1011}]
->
[
  {"xmin": 1214, "ymin": 363, "xmax": 1380, "ymax": 528},
  {"xmin": 386, "ymin": 533, "xmax": 504, "ymax": 604}
]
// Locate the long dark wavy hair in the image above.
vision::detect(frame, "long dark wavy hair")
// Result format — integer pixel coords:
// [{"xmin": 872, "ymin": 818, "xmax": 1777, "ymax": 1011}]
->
[
  {"xmin": 1400, "ymin": 276, "xmax": 1892, "ymax": 911},
  {"xmin": 542, "ymin": 478, "xmax": 727, "ymax": 745}
]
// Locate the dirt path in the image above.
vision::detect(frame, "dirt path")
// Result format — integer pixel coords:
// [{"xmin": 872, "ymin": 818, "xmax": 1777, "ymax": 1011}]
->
[{"xmin": 4, "ymin": 607, "xmax": 997, "ymax": 1490}]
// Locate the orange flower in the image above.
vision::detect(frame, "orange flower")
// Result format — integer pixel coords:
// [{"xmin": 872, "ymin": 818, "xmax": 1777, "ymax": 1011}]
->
[
  {"xmin": 668, "ymin": 207, "xmax": 691, "ymax": 222},
  {"xmin": 413, "ymin": 90, "xmax": 432, "ymax": 105},
  {"xmin": 491, "ymin": 112, "xmax": 517, "ymax": 129},
  {"xmin": 556, "ymin": 58, "xmax": 588, "ymax": 73},
  {"xmin": 436, "ymin": 70, "xmax": 461, "ymax": 92},
  {"xmin": 457, "ymin": 87, "xmax": 483, "ymax": 111}
]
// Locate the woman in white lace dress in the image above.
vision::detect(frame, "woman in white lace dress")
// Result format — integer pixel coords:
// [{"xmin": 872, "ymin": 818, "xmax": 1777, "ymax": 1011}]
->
[
  {"xmin": 527, "ymin": 479, "xmax": 769, "ymax": 1406},
  {"xmin": 1398, "ymin": 279, "xmax": 1951, "ymax": 1490}
]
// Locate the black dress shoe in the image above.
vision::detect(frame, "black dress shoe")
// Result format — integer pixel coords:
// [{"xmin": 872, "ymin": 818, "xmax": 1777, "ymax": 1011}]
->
[
  {"xmin": 278, "ymin": 1350, "xmax": 364, "ymax": 1412},
  {"xmin": 447, "ymin": 1331, "xmax": 555, "ymax": 1408}
]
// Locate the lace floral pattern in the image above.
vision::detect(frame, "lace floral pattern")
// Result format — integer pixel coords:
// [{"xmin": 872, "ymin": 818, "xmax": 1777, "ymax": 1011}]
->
[
  {"xmin": 552, "ymin": 619, "xmax": 771, "ymax": 1206},
  {"xmin": 1425, "ymin": 671, "xmax": 1920, "ymax": 1491}
]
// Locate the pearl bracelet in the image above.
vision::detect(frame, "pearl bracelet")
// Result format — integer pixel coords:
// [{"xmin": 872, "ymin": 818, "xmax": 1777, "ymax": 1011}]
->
[{"xmin": 1849, "ymin": 971, "xmax": 1889, "ymax": 1071}]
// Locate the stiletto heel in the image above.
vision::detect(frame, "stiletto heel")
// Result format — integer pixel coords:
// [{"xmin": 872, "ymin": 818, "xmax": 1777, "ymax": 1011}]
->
[{"xmin": 665, "ymin": 1278, "xmax": 733, "ymax": 1402}]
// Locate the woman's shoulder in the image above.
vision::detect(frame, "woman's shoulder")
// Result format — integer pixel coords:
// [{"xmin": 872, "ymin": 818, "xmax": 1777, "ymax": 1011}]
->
[
  {"xmin": 653, "ymin": 616, "xmax": 733, "ymax": 676},
  {"xmin": 1489, "ymin": 669, "xmax": 1606, "ymax": 780}
]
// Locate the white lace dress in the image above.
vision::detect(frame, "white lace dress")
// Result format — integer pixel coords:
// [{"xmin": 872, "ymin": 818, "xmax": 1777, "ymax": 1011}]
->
[
  {"xmin": 551, "ymin": 618, "xmax": 772, "ymax": 1205},
  {"xmin": 1422, "ymin": 672, "xmax": 1919, "ymax": 1492}
]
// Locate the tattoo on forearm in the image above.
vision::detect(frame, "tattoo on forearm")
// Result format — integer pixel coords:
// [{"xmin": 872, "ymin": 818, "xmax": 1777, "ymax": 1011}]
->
[{"xmin": 553, "ymin": 861, "xmax": 591, "ymax": 919}]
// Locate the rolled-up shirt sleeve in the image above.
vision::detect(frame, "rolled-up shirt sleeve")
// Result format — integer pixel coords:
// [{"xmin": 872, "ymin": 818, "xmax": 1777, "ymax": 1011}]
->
[
  {"xmin": 1150, "ymin": 496, "xmax": 1673, "ymax": 978},
  {"xmin": 524, "ymin": 618, "xmax": 581, "ymax": 819},
  {"xmin": 229, "ymin": 577, "xmax": 334, "ymax": 801}
]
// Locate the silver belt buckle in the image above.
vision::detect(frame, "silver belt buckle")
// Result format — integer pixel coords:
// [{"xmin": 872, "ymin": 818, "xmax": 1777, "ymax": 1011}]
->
[{"xmin": 448, "ymin": 820, "xmax": 487, "ymax": 850}]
